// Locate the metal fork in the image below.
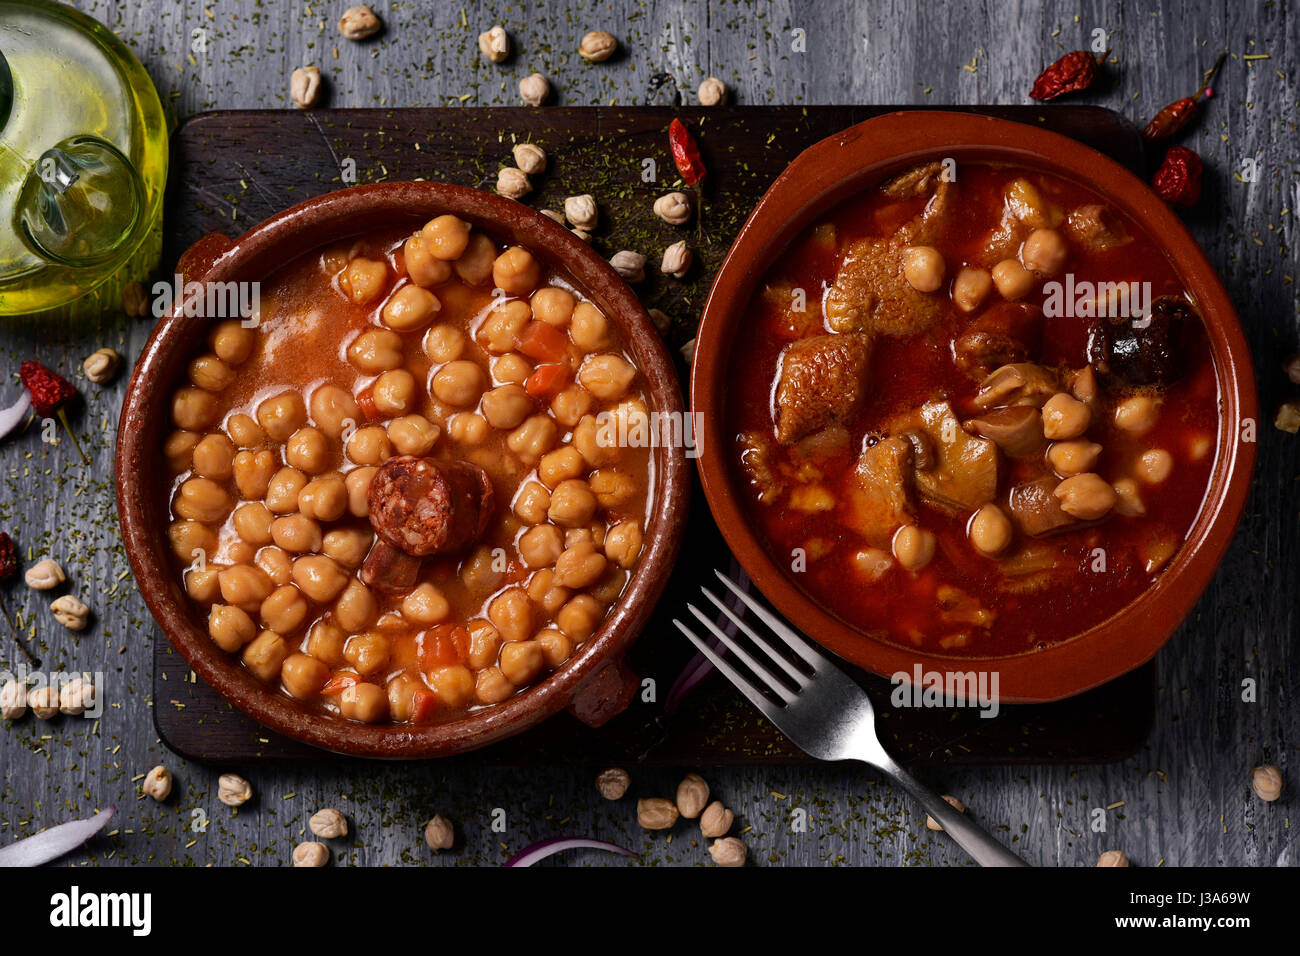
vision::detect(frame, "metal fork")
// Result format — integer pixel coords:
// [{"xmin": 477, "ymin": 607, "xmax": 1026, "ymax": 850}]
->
[{"xmin": 673, "ymin": 570, "xmax": 1028, "ymax": 867}]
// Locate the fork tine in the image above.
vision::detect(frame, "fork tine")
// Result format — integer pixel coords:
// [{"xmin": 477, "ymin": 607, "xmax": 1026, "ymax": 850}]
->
[
  {"xmin": 699, "ymin": 586, "xmax": 810, "ymax": 687},
  {"xmin": 685, "ymin": 602, "xmax": 797, "ymax": 704},
  {"xmin": 671, "ymin": 617, "xmax": 786, "ymax": 725},
  {"xmin": 713, "ymin": 569, "xmax": 834, "ymax": 670}
]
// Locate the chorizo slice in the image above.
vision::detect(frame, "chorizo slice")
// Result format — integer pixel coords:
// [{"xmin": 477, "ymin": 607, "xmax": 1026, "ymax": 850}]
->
[
  {"xmin": 360, "ymin": 540, "xmax": 422, "ymax": 595},
  {"xmin": 366, "ymin": 456, "xmax": 495, "ymax": 557}
]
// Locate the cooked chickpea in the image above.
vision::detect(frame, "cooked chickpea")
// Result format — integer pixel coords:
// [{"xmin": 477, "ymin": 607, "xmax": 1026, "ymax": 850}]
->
[
  {"xmin": 447, "ymin": 412, "xmax": 490, "ymax": 445},
  {"xmin": 175, "ymin": 477, "xmax": 230, "ymax": 523},
  {"xmin": 283, "ymin": 427, "xmax": 329, "ymax": 474},
  {"xmin": 233, "ymin": 450, "xmax": 277, "ymax": 499},
  {"xmin": 424, "ymin": 324, "xmax": 465, "ymax": 363},
  {"xmin": 604, "ymin": 520, "xmax": 642, "ymax": 568},
  {"xmin": 372, "ymin": 369, "xmax": 417, "ymax": 417},
  {"xmin": 401, "ymin": 583, "xmax": 451, "ymax": 624},
  {"xmin": 1041, "ymin": 392, "xmax": 1091, "ymax": 440},
  {"xmin": 892, "ymin": 525, "xmax": 936, "ymax": 572},
  {"xmin": 991, "ymin": 258, "xmax": 1034, "ymax": 300},
  {"xmin": 226, "ymin": 413, "xmax": 265, "ymax": 448},
  {"xmin": 507, "ymin": 415, "xmax": 558, "ymax": 463},
  {"xmin": 334, "ymin": 578, "xmax": 378, "ymax": 631},
  {"xmin": 344, "ymin": 631, "xmax": 390, "ymax": 676},
  {"xmin": 536, "ymin": 628, "xmax": 573, "ymax": 668},
  {"xmin": 322, "ymin": 528, "xmax": 373, "ymax": 567},
  {"xmin": 348, "ymin": 328, "xmax": 404, "ymax": 373},
  {"xmin": 1047, "ymin": 439, "xmax": 1103, "ymax": 477},
  {"xmin": 233, "ymin": 502, "xmax": 274, "ymax": 545},
  {"xmin": 264, "ymin": 467, "xmax": 308, "ymax": 513},
  {"xmin": 555, "ymin": 540, "xmax": 608, "ymax": 589},
  {"xmin": 499, "ymin": 640, "xmax": 545, "ymax": 685},
  {"xmin": 428, "ymin": 665, "xmax": 474, "ymax": 708},
  {"xmin": 386, "ymin": 673, "xmax": 424, "ymax": 722},
  {"xmin": 578, "ymin": 354, "xmax": 636, "ymax": 401},
  {"xmin": 477, "ymin": 384, "xmax": 531, "ymax": 430},
  {"xmin": 519, "ymin": 524, "xmax": 564, "ymax": 569},
  {"xmin": 551, "ymin": 385, "xmax": 592, "ymax": 428},
  {"xmin": 479, "ymin": 300, "xmax": 532, "ymax": 353},
  {"xmin": 257, "ymin": 391, "xmax": 307, "ymax": 441},
  {"xmin": 185, "ymin": 567, "xmax": 221, "ymax": 603},
  {"xmin": 1053, "ymin": 473, "xmax": 1117, "ymax": 520},
  {"xmin": 209, "ymin": 320, "xmax": 256, "ymax": 365},
  {"xmin": 1136, "ymin": 448, "xmax": 1173, "ymax": 484},
  {"xmin": 488, "ymin": 588, "xmax": 534, "ymax": 643},
  {"xmin": 189, "ymin": 354, "xmax": 236, "ymax": 392},
  {"xmin": 1113, "ymin": 395, "xmax": 1160, "ymax": 435},
  {"xmin": 209, "ymin": 604, "xmax": 257, "ymax": 653},
  {"xmin": 271, "ymin": 514, "xmax": 323, "ymax": 553},
  {"xmin": 902, "ymin": 246, "xmax": 945, "ymax": 293},
  {"xmin": 432, "ymin": 360, "xmax": 486, "ymax": 407},
  {"xmin": 340, "ymin": 257, "xmax": 389, "ymax": 305},
  {"xmin": 165, "ymin": 430, "xmax": 199, "ymax": 471},
  {"xmin": 1112, "ymin": 477, "xmax": 1146, "ymax": 516},
  {"xmin": 402, "ymin": 232, "xmax": 453, "ymax": 287},
  {"xmin": 218, "ymin": 565, "xmax": 274, "ymax": 612},
  {"xmin": 547, "ymin": 479, "xmax": 597, "ymax": 527},
  {"xmin": 467, "ymin": 621, "xmax": 504, "ymax": 669},
  {"xmin": 172, "ymin": 387, "xmax": 219, "ymax": 431},
  {"xmin": 339, "ymin": 682, "xmax": 388, "ymax": 722},
  {"xmin": 281, "ymin": 653, "xmax": 330, "ymax": 700},
  {"xmin": 260, "ymin": 584, "xmax": 309, "ymax": 634},
  {"xmin": 538, "ymin": 446, "xmax": 586, "ymax": 488},
  {"xmin": 514, "ymin": 481, "xmax": 552, "ymax": 524},
  {"xmin": 307, "ymin": 621, "xmax": 347, "ymax": 667},
  {"xmin": 952, "ymin": 266, "xmax": 993, "ymax": 313},
  {"xmin": 422, "ymin": 215, "xmax": 470, "ymax": 260},
  {"xmin": 382, "ymin": 284, "xmax": 440, "ymax": 332},
  {"xmin": 1020, "ymin": 228, "xmax": 1068, "ymax": 276},
  {"xmin": 453, "ymin": 233, "xmax": 497, "ymax": 285},
  {"xmin": 310, "ymin": 385, "xmax": 359, "ymax": 439},
  {"xmin": 242, "ymin": 630, "xmax": 288, "ymax": 682},
  {"xmin": 968, "ymin": 504, "xmax": 1013, "ymax": 557},
  {"xmin": 475, "ymin": 667, "xmax": 515, "ymax": 704},
  {"xmin": 298, "ymin": 476, "xmax": 348, "ymax": 522},
  {"xmin": 462, "ymin": 546, "xmax": 504, "ymax": 593},
  {"xmin": 345, "ymin": 466, "xmax": 376, "ymax": 516},
  {"xmin": 185, "ymin": 436, "xmax": 231, "ymax": 484},
  {"xmin": 1187, "ymin": 432, "xmax": 1212, "ymax": 462},
  {"xmin": 531, "ymin": 287, "xmax": 576, "ymax": 327},
  {"xmin": 492, "ymin": 353, "xmax": 532, "ymax": 385},
  {"xmin": 570, "ymin": 302, "xmax": 610, "ymax": 351},
  {"xmin": 387, "ymin": 414, "xmax": 440, "ymax": 456},
  {"xmin": 346, "ymin": 426, "xmax": 392, "ymax": 466},
  {"xmin": 256, "ymin": 547, "xmax": 294, "ymax": 586},
  {"xmin": 556, "ymin": 594, "xmax": 603, "ymax": 641},
  {"xmin": 572, "ymin": 415, "xmax": 617, "ymax": 467},
  {"xmin": 292, "ymin": 554, "xmax": 350, "ymax": 602},
  {"xmin": 492, "ymin": 246, "xmax": 540, "ymax": 296},
  {"xmin": 589, "ymin": 469, "xmax": 635, "ymax": 509}
]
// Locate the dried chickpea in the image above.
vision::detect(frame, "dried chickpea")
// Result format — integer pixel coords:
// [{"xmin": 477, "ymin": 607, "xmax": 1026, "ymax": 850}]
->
[
  {"xmin": 243, "ymin": 630, "xmax": 288, "ymax": 682},
  {"xmin": 348, "ymin": 328, "xmax": 404, "ymax": 373},
  {"xmin": 293, "ymin": 555, "xmax": 350, "ymax": 603},
  {"xmin": 382, "ymin": 284, "xmax": 440, "ymax": 332}
]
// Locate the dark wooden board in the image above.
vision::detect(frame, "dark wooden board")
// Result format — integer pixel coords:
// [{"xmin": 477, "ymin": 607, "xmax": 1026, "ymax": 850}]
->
[{"xmin": 155, "ymin": 104, "xmax": 1156, "ymax": 766}]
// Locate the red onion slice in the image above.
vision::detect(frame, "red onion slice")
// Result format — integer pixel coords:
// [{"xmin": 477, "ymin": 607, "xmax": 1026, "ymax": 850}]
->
[
  {"xmin": 505, "ymin": 837, "xmax": 637, "ymax": 868},
  {"xmin": 0, "ymin": 806, "xmax": 114, "ymax": 867},
  {"xmin": 0, "ymin": 392, "xmax": 32, "ymax": 442}
]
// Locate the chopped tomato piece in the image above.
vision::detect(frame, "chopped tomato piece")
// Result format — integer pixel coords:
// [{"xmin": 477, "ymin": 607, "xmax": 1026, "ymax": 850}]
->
[
  {"xmin": 410, "ymin": 687, "xmax": 439, "ymax": 723},
  {"xmin": 321, "ymin": 672, "xmax": 360, "ymax": 695},
  {"xmin": 355, "ymin": 387, "xmax": 380, "ymax": 422},
  {"xmin": 525, "ymin": 363, "xmax": 570, "ymax": 400},
  {"xmin": 419, "ymin": 624, "xmax": 470, "ymax": 670},
  {"xmin": 515, "ymin": 320, "xmax": 570, "ymax": 363}
]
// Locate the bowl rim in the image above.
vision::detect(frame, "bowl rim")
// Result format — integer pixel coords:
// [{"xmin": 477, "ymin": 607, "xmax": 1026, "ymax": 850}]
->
[
  {"xmin": 116, "ymin": 180, "xmax": 688, "ymax": 758},
  {"xmin": 690, "ymin": 109, "xmax": 1258, "ymax": 703}
]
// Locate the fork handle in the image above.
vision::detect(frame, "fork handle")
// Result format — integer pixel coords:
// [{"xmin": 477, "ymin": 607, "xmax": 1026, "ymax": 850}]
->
[{"xmin": 866, "ymin": 755, "xmax": 1029, "ymax": 867}]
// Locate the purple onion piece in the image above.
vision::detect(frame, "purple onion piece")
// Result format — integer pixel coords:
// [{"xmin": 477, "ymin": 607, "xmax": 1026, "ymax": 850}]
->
[
  {"xmin": 0, "ymin": 392, "xmax": 32, "ymax": 442},
  {"xmin": 0, "ymin": 806, "xmax": 115, "ymax": 867},
  {"xmin": 664, "ymin": 644, "xmax": 719, "ymax": 716},
  {"xmin": 505, "ymin": 837, "xmax": 637, "ymax": 868}
]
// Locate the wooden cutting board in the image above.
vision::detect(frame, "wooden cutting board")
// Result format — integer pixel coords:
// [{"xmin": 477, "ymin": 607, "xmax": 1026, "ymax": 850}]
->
[{"xmin": 154, "ymin": 104, "xmax": 1156, "ymax": 765}]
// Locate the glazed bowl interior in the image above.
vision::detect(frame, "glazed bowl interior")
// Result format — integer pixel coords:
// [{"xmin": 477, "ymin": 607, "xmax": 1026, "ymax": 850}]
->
[
  {"xmin": 691, "ymin": 111, "xmax": 1256, "ymax": 702},
  {"xmin": 117, "ymin": 182, "xmax": 687, "ymax": 758}
]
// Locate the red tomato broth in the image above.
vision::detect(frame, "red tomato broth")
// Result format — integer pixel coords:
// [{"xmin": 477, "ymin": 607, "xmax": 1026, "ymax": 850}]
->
[{"xmin": 726, "ymin": 162, "xmax": 1219, "ymax": 657}]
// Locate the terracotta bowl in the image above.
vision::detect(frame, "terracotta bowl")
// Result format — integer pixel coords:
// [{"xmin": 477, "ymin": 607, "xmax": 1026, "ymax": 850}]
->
[
  {"xmin": 691, "ymin": 111, "xmax": 1257, "ymax": 702},
  {"xmin": 117, "ymin": 181, "xmax": 689, "ymax": 758}
]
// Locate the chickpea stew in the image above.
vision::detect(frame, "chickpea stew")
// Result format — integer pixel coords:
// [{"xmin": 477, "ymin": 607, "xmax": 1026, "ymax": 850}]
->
[
  {"xmin": 729, "ymin": 161, "xmax": 1219, "ymax": 656},
  {"xmin": 165, "ymin": 215, "xmax": 653, "ymax": 724}
]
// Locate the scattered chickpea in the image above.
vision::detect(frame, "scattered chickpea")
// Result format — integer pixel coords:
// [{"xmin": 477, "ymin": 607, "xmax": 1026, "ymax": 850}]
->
[
  {"xmin": 699, "ymin": 801, "xmax": 734, "ymax": 838},
  {"xmin": 519, "ymin": 72, "xmax": 550, "ymax": 107},
  {"xmin": 1273, "ymin": 401, "xmax": 1300, "ymax": 434},
  {"xmin": 24, "ymin": 557, "xmax": 65, "ymax": 590},
  {"xmin": 571, "ymin": 228, "xmax": 592, "ymax": 243},
  {"xmin": 596, "ymin": 767, "xmax": 630, "ymax": 800},
  {"xmin": 0, "ymin": 679, "xmax": 26, "ymax": 720},
  {"xmin": 636, "ymin": 797, "xmax": 679, "ymax": 830},
  {"xmin": 647, "ymin": 308, "xmax": 671, "ymax": 336},
  {"xmin": 579, "ymin": 30, "xmax": 618, "ymax": 62},
  {"xmin": 122, "ymin": 281, "xmax": 148, "ymax": 317},
  {"xmin": 496, "ymin": 166, "xmax": 531, "ymax": 199},
  {"xmin": 925, "ymin": 794, "xmax": 966, "ymax": 831},
  {"xmin": 609, "ymin": 250, "xmax": 646, "ymax": 283},
  {"xmin": 660, "ymin": 240, "xmax": 692, "ymax": 279},
  {"xmin": 679, "ymin": 338, "xmax": 695, "ymax": 364},
  {"xmin": 675, "ymin": 773, "xmax": 710, "ymax": 819},
  {"xmin": 290, "ymin": 66, "xmax": 321, "ymax": 108},
  {"xmin": 1285, "ymin": 354, "xmax": 1300, "ymax": 386},
  {"xmin": 59, "ymin": 677, "xmax": 95, "ymax": 716},
  {"xmin": 218, "ymin": 773, "xmax": 253, "ymax": 807},
  {"xmin": 309, "ymin": 808, "xmax": 349, "ymax": 838},
  {"xmin": 564, "ymin": 194, "xmax": 598, "ymax": 230},
  {"xmin": 83, "ymin": 347, "xmax": 121, "ymax": 384},
  {"xmin": 50, "ymin": 594, "xmax": 90, "ymax": 631},
  {"xmin": 709, "ymin": 836, "xmax": 747, "ymax": 866},
  {"xmin": 142, "ymin": 765, "xmax": 173, "ymax": 802},
  {"xmin": 653, "ymin": 191, "xmax": 692, "ymax": 225},
  {"xmin": 1096, "ymin": 849, "xmax": 1129, "ymax": 867},
  {"xmin": 293, "ymin": 841, "xmax": 330, "ymax": 867},
  {"xmin": 478, "ymin": 24, "xmax": 510, "ymax": 63},
  {"xmin": 697, "ymin": 76, "xmax": 728, "ymax": 106},
  {"xmin": 28, "ymin": 684, "xmax": 58, "ymax": 719},
  {"xmin": 540, "ymin": 209, "xmax": 564, "ymax": 224},
  {"xmin": 901, "ymin": 245, "xmax": 945, "ymax": 293},
  {"xmin": 1252, "ymin": 764, "xmax": 1283, "ymax": 802},
  {"xmin": 423, "ymin": 814, "xmax": 455, "ymax": 850},
  {"xmin": 337, "ymin": 4, "xmax": 381, "ymax": 40},
  {"xmin": 512, "ymin": 142, "xmax": 547, "ymax": 175}
]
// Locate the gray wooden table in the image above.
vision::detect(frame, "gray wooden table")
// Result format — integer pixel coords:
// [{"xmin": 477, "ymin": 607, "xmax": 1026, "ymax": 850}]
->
[{"xmin": 0, "ymin": 0, "xmax": 1293, "ymax": 867}]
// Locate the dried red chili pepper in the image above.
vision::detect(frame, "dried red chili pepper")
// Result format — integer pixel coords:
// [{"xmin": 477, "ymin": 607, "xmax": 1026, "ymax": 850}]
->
[
  {"xmin": 1142, "ymin": 52, "xmax": 1227, "ymax": 143},
  {"xmin": 0, "ymin": 532, "xmax": 16, "ymax": 581},
  {"xmin": 18, "ymin": 361, "xmax": 88, "ymax": 464},
  {"xmin": 1030, "ymin": 49, "xmax": 1107, "ymax": 101},
  {"xmin": 1152, "ymin": 146, "xmax": 1203, "ymax": 208},
  {"xmin": 668, "ymin": 118, "xmax": 706, "ymax": 185}
]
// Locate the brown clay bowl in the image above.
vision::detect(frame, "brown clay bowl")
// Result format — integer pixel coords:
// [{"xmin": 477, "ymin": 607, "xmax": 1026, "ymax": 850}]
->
[
  {"xmin": 117, "ymin": 181, "xmax": 689, "ymax": 758},
  {"xmin": 692, "ymin": 110, "xmax": 1257, "ymax": 702}
]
